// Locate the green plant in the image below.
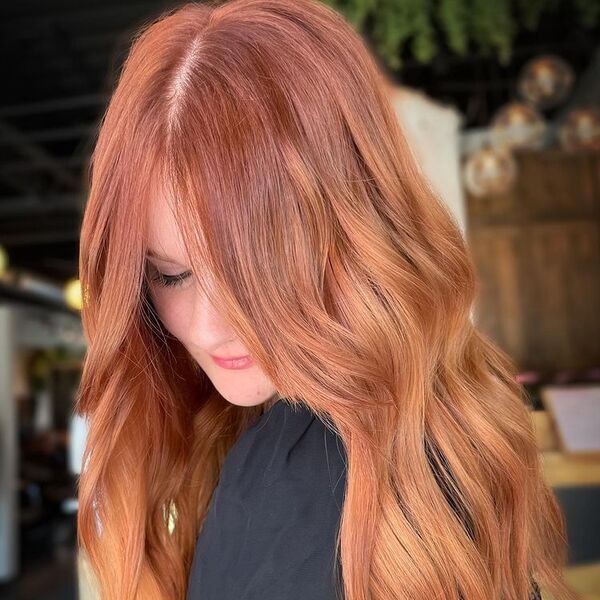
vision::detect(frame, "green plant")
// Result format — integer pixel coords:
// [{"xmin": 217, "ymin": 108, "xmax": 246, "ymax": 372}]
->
[{"xmin": 320, "ymin": 0, "xmax": 600, "ymax": 69}]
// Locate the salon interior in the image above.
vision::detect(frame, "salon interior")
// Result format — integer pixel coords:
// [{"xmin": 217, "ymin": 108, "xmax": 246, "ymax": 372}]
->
[{"xmin": 1, "ymin": 1, "xmax": 599, "ymax": 599}]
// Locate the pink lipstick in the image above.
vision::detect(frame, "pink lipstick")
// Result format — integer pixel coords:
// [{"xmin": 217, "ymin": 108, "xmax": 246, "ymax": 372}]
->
[{"xmin": 210, "ymin": 354, "xmax": 255, "ymax": 370}]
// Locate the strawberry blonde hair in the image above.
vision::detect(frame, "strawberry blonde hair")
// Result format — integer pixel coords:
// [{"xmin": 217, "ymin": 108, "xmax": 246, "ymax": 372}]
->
[{"xmin": 76, "ymin": 0, "xmax": 576, "ymax": 598}]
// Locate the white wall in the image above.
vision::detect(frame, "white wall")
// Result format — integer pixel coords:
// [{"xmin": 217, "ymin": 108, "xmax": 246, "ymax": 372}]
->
[{"xmin": 388, "ymin": 85, "xmax": 467, "ymax": 237}]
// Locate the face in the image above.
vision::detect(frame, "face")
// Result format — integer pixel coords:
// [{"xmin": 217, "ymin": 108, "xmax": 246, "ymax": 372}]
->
[{"xmin": 144, "ymin": 193, "xmax": 279, "ymax": 409}]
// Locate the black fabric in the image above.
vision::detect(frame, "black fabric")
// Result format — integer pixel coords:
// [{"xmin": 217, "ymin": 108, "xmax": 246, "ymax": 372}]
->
[
  {"xmin": 185, "ymin": 398, "xmax": 544, "ymax": 600},
  {"xmin": 186, "ymin": 399, "xmax": 348, "ymax": 600}
]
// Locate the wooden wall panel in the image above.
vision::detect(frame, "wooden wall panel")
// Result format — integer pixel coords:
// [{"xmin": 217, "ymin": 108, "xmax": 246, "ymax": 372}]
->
[
  {"xmin": 518, "ymin": 150, "xmax": 599, "ymax": 221},
  {"xmin": 466, "ymin": 148, "xmax": 600, "ymax": 371},
  {"xmin": 470, "ymin": 226, "xmax": 529, "ymax": 364}
]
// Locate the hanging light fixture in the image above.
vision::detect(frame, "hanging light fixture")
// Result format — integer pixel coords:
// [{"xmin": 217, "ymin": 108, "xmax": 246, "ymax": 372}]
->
[
  {"xmin": 0, "ymin": 244, "xmax": 8, "ymax": 278},
  {"xmin": 64, "ymin": 277, "xmax": 82, "ymax": 311},
  {"xmin": 462, "ymin": 146, "xmax": 518, "ymax": 198},
  {"xmin": 517, "ymin": 54, "xmax": 574, "ymax": 110},
  {"xmin": 490, "ymin": 102, "xmax": 547, "ymax": 150},
  {"xmin": 558, "ymin": 106, "xmax": 600, "ymax": 151}
]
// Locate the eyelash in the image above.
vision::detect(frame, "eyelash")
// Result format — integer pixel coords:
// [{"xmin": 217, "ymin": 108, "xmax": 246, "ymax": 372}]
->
[{"xmin": 150, "ymin": 270, "xmax": 192, "ymax": 288}]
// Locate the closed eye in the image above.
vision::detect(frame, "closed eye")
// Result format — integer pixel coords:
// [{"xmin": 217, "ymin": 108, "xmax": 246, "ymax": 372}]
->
[{"xmin": 149, "ymin": 268, "xmax": 192, "ymax": 288}]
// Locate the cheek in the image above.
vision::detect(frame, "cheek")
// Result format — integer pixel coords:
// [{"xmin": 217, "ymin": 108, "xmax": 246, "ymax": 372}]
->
[{"xmin": 149, "ymin": 290, "xmax": 193, "ymax": 341}]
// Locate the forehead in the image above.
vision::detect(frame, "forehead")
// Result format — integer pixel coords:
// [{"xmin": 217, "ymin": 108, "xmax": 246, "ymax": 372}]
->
[{"xmin": 145, "ymin": 190, "xmax": 190, "ymax": 264}]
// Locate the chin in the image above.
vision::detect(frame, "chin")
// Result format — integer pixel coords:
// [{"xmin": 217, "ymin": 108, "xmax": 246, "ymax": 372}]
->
[
  {"xmin": 222, "ymin": 398, "xmax": 259, "ymax": 408},
  {"xmin": 191, "ymin": 354, "xmax": 278, "ymax": 409},
  {"xmin": 218, "ymin": 390, "xmax": 280, "ymax": 410}
]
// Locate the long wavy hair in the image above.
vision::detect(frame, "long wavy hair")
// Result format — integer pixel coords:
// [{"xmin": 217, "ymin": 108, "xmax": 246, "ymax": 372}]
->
[{"xmin": 76, "ymin": 0, "xmax": 577, "ymax": 598}]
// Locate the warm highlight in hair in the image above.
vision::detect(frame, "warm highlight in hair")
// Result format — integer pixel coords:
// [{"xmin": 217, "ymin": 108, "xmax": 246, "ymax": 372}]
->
[{"xmin": 76, "ymin": 0, "xmax": 577, "ymax": 598}]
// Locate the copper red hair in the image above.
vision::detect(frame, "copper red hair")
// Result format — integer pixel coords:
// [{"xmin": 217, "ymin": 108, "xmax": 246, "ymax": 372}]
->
[{"xmin": 77, "ymin": 1, "xmax": 576, "ymax": 598}]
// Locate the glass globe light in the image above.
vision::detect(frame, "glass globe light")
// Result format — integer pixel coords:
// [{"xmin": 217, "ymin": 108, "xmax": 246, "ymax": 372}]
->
[
  {"xmin": 559, "ymin": 106, "xmax": 600, "ymax": 151},
  {"xmin": 518, "ymin": 54, "xmax": 574, "ymax": 110},
  {"xmin": 490, "ymin": 102, "xmax": 547, "ymax": 150},
  {"xmin": 463, "ymin": 147, "xmax": 518, "ymax": 198}
]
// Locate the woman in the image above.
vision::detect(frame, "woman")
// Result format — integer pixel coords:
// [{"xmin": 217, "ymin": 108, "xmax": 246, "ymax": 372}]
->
[{"xmin": 76, "ymin": 0, "xmax": 576, "ymax": 599}]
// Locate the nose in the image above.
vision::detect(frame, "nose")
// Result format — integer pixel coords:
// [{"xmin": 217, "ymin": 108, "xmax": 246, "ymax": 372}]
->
[{"xmin": 189, "ymin": 279, "xmax": 235, "ymax": 351}]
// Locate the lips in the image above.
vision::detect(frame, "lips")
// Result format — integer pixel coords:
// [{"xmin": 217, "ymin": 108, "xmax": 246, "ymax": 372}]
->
[{"xmin": 210, "ymin": 354, "xmax": 255, "ymax": 370}]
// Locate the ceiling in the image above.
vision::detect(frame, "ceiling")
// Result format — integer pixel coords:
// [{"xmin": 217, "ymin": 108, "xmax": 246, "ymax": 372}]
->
[{"xmin": 0, "ymin": 0, "xmax": 598, "ymax": 285}]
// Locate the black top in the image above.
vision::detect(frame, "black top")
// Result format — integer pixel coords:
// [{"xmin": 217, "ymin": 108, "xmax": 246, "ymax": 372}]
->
[
  {"xmin": 186, "ymin": 399, "xmax": 348, "ymax": 600},
  {"xmin": 185, "ymin": 399, "xmax": 544, "ymax": 600}
]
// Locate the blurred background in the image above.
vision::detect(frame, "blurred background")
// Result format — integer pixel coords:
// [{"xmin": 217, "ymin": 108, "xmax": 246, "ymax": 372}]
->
[{"xmin": 0, "ymin": 0, "xmax": 599, "ymax": 598}]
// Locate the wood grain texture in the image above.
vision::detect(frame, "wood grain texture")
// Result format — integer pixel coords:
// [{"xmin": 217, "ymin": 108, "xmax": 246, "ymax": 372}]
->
[{"xmin": 466, "ymin": 148, "xmax": 600, "ymax": 371}]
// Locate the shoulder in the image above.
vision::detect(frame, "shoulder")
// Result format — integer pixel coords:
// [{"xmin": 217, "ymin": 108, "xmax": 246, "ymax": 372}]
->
[{"xmin": 219, "ymin": 400, "xmax": 347, "ymax": 502}]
